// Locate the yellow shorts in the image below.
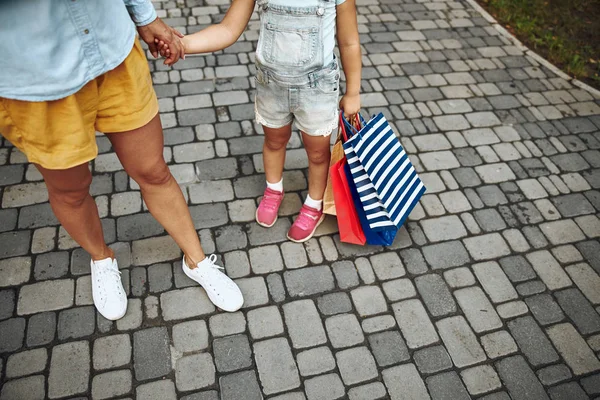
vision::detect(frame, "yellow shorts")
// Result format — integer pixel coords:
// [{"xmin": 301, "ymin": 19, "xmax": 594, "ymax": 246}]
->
[{"xmin": 0, "ymin": 40, "xmax": 159, "ymax": 170}]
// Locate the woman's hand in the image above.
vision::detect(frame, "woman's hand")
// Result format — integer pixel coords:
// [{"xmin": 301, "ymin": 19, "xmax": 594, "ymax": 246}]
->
[{"xmin": 340, "ymin": 94, "xmax": 361, "ymax": 117}]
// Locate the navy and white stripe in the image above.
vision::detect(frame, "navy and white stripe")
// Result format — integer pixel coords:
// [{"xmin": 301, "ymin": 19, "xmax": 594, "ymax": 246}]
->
[{"xmin": 343, "ymin": 113, "xmax": 426, "ymax": 230}]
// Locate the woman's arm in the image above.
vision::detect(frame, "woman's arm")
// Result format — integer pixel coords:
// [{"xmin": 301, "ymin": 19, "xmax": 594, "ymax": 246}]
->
[
  {"xmin": 182, "ymin": 0, "xmax": 255, "ymax": 54},
  {"xmin": 336, "ymin": 0, "xmax": 362, "ymax": 116}
]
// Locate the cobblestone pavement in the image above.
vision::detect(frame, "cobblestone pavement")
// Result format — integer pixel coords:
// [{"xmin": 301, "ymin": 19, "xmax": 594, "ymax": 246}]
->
[{"xmin": 1, "ymin": 0, "xmax": 600, "ymax": 399}]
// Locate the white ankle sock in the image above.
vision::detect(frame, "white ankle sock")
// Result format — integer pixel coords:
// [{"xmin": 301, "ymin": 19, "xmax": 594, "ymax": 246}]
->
[
  {"xmin": 266, "ymin": 178, "xmax": 283, "ymax": 192},
  {"xmin": 305, "ymin": 194, "xmax": 323, "ymax": 211}
]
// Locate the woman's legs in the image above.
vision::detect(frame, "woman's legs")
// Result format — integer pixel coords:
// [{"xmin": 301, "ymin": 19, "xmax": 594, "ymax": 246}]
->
[
  {"xmin": 107, "ymin": 114, "xmax": 205, "ymax": 267},
  {"xmin": 37, "ymin": 163, "xmax": 113, "ymax": 261}
]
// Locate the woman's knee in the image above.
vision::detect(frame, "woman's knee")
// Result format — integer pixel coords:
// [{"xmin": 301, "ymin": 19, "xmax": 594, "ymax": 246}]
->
[
  {"xmin": 132, "ymin": 160, "xmax": 172, "ymax": 188},
  {"xmin": 46, "ymin": 172, "xmax": 92, "ymax": 207}
]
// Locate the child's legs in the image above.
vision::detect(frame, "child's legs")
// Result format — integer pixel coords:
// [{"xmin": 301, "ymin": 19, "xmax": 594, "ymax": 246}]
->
[
  {"xmin": 301, "ymin": 132, "xmax": 331, "ymax": 200},
  {"xmin": 262, "ymin": 124, "xmax": 292, "ymax": 184}
]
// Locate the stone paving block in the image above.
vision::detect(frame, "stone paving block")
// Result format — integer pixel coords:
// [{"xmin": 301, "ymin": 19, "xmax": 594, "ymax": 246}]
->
[
  {"xmin": 383, "ymin": 363, "xmax": 429, "ymax": 400},
  {"xmin": 370, "ymin": 252, "xmax": 406, "ymax": 280},
  {"xmin": 348, "ymin": 382, "xmax": 387, "ymax": 400},
  {"xmin": 557, "ymin": 287, "xmax": 600, "ymax": 335},
  {"xmin": 547, "ymin": 323, "xmax": 600, "ymax": 376},
  {"xmin": 173, "ymin": 320, "xmax": 209, "ymax": 353},
  {"xmin": 581, "ymin": 374, "xmax": 600, "ymax": 396},
  {"xmin": 437, "ymin": 316, "xmax": 486, "ymax": 367},
  {"xmin": 332, "ymin": 261, "xmax": 359, "ymax": 289},
  {"xmin": 526, "ymin": 250, "xmax": 572, "ymax": 290},
  {"xmin": 0, "ymin": 289, "xmax": 14, "ymax": 321},
  {"xmin": 317, "ymin": 292, "xmax": 353, "ymax": 316},
  {"xmin": 472, "ymin": 261, "xmax": 518, "ymax": 303},
  {"xmin": 525, "ymin": 293, "xmax": 565, "ymax": 326},
  {"xmin": 161, "ymin": 287, "xmax": 215, "ymax": 321},
  {"xmin": 423, "ymin": 240, "xmax": 470, "ymax": 270},
  {"xmin": 147, "ymin": 263, "xmax": 173, "ymax": 293},
  {"xmin": 133, "ymin": 327, "xmax": 171, "ymax": 381},
  {"xmin": 337, "ymin": 346, "xmax": 378, "ymax": 385},
  {"xmin": 284, "ymin": 300, "xmax": 326, "ymax": 349},
  {"xmin": 57, "ymin": 306, "xmax": 95, "ymax": 340},
  {"xmin": 297, "ymin": 346, "xmax": 336, "ymax": 377},
  {"xmin": 267, "ymin": 273, "xmax": 286, "ymax": 303},
  {"xmin": 236, "ymin": 276, "xmax": 270, "ymax": 308},
  {"xmin": 461, "ymin": 365, "xmax": 502, "ymax": 396},
  {"xmin": 464, "ymin": 233, "xmax": 510, "ymax": 260},
  {"xmin": 350, "ymin": 286, "xmax": 387, "ymax": 317},
  {"xmin": 132, "ymin": 235, "xmax": 181, "ymax": 266},
  {"xmin": 5, "ymin": 347, "xmax": 47, "ymax": 378},
  {"xmin": 548, "ymin": 382, "xmax": 589, "ymax": 400},
  {"xmin": 48, "ymin": 341, "xmax": 90, "ymax": 399},
  {"xmin": 565, "ymin": 262, "xmax": 600, "ymax": 304},
  {"xmin": 208, "ymin": 312, "xmax": 246, "ymax": 338},
  {"xmin": 455, "ymin": 286, "xmax": 502, "ymax": 333},
  {"xmin": 382, "ymin": 278, "xmax": 417, "ymax": 302},
  {"xmin": 17, "ymin": 279, "xmax": 73, "ymax": 315},
  {"xmin": 249, "ymin": 245, "xmax": 283, "ymax": 274},
  {"xmin": 412, "ymin": 345, "xmax": 452, "ymax": 375},
  {"xmin": 540, "ymin": 219, "xmax": 586, "ymax": 245},
  {"xmin": 497, "ymin": 356, "xmax": 550, "ymax": 400},
  {"xmin": 0, "ymin": 375, "xmax": 45, "ymax": 400},
  {"xmin": 254, "ymin": 337, "xmax": 301, "ymax": 395},
  {"xmin": 393, "ymin": 299, "xmax": 439, "ymax": 349},
  {"xmin": 326, "ymin": 313, "xmax": 364, "ymax": 349},
  {"xmin": 284, "ymin": 266, "xmax": 335, "ymax": 298},
  {"xmin": 213, "ymin": 334, "xmax": 252, "ymax": 373},
  {"xmin": 0, "ymin": 257, "xmax": 31, "ymax": 288},
  {"xmin": 415, "ymin": 273, "xmax": 456, "ymax": 317},
  {"xmin": 26, "ymin": 312, "xmax": 55, "ymax": 347},
  {"xmin": 93, "ymin": 334, "xmax": 131, "ymax": 370},
  {"xmin": 91, "ymin": 370, "xmax": 132, "ymax": 400},
  {"xmin": 508, "ymin": 316, "xmax": 559, "ymax": 366},
  {"xmin": 0, "ymin": 233, "xmax": 32, "ymax": 267},
  {"xmin": 34, "ymin": 251, "xmax": 68, "ymax": 281},
  {"xmin": 427, "ymin": 371, "xmax": 470, "ymax": 400},
  {"xmin": 499, "ymin": 255, "xmax": 537, "ymax": 282},
  {"xmin": 368, "ymin": 330, "xmax": 410, "ymax": 367},
  {"xmin": 304, "ymin": 373, "xmax": 345, "ymax": 400},
  {"xmin": 247, "ymin": 305, "xmax": 283, "ymax": 339},
  {"xmin": 176, "ymin": 353, "xmax": 216, "ymax": 391},
  {"xmin": 421, "ymin": 215, "xmax": 467, "ymax": 242},
  {"xmin": 136, "ymin": 380, "xmax": 176, "ymax": 400},
  {"xmin": 443, "ymin": 267, "xmax": 475, "ymax": 289},
  {"xmin": 281, "ymin": 242, "xmax": 308, "ymax": 269},
  {"xmin": 220, "ymin": 370, "xmax": 262, "ymax": 400},
  {"xmin": 362, "ymin": 314, "xmax": 396, "ymax": 333},
  {"xmin": 537, "ymin": 364, "xmax": 573, "ymax": 386}
]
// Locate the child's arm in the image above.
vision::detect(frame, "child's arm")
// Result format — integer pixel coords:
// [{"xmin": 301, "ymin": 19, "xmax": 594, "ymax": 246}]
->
[
  {"xmin": 183, "ymin": 0, "xmax": 255, "ymax": 54},
  {"xmin": 336, "ymin": 0, "xmax": 361, "ymax": 116}
]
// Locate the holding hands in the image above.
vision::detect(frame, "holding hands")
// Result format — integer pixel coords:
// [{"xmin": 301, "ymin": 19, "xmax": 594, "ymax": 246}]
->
[{"xmin": 137, "ymin": 17, "xmax": 185, "ymax": 66}]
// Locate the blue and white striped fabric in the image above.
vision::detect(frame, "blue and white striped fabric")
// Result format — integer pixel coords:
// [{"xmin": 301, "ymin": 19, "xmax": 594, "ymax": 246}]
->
[{"xmin": 343, "ymin": 113, "xmax": 426, "ymax": 231}]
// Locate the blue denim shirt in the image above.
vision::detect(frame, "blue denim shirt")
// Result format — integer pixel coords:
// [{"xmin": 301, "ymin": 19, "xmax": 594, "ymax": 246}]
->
[{"xmin": 0, "ymin": 0, "xmax": 156, "ymax": 101}]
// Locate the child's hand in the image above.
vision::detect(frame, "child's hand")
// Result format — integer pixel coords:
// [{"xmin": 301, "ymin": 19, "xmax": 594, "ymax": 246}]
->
[
  {"xmin": 340, "ymin": 94, "xmax": 361, "ymax": 117},
  {"xmin": 154, "ymin": 38, "xmax": 186, "ymax": 65}
]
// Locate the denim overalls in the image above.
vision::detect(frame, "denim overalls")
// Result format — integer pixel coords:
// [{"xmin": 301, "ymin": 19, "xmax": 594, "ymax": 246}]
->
[{"xmin": 254, "ymin": 0, "xmax": 341, "ymax": 136}]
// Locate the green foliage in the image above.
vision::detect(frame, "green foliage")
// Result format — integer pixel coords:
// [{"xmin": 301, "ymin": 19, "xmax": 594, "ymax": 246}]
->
[{"xmin": 479, "ymin": 0, "xmax": 599, "ymax": 88}]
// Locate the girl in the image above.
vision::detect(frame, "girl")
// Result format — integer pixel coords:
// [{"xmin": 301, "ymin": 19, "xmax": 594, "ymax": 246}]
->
[{"xmin": 165, "ymin": 0, "xmax": 361, "ymax": 242}]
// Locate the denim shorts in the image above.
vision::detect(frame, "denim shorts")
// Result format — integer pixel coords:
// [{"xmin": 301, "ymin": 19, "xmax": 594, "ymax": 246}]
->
[
  {"xmin": 254, "ymin": 0, "xmax": 340, "ymax": 136},
  {"xmin": 255, "ymin": 61, "xmax": 340, "ymax": 136}
]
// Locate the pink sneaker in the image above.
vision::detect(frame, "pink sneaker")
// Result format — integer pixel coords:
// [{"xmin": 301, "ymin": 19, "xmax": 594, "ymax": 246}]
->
[
  {"xmin": 256, "ymin": 188, "xmax": 284, "ymax": 227},
  {"xmin": 287, "ymin": 205, "xmax": 325, "ymax": 243}
]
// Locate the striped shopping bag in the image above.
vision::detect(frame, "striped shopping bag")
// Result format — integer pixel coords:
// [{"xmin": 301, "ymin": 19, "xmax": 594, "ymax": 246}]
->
[{"xmin": 342, "ymin": 112, "xmax": 426, "ymax": 231}]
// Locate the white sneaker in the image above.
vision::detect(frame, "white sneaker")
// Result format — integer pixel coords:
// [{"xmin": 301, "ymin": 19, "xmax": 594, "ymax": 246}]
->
[
  {"xmin": 182, "ymin": 255, "xmax": 244, "ymax": 312},
  {"xmin": 91, "ymin": 257, "xmax": 128, "ymax": 320}
]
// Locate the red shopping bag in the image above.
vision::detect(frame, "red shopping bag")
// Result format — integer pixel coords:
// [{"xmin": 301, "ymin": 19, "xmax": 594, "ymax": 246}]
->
[{"xmin": 331, "ymin": 113, "xmax": 366, "ymax": 245}]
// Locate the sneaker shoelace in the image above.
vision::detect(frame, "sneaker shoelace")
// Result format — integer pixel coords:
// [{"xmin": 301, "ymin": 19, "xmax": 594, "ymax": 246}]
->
[
  {"xmin": 260, "ymin": 188, "xmax": 282, "ymax": 211},
  {"xmin": 295, "ymin": 206, "xmax": 320, "ymax": 230},
  {"xmin": 95, "ymin": 262, "xmax": 123, "ymax": 296}
]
